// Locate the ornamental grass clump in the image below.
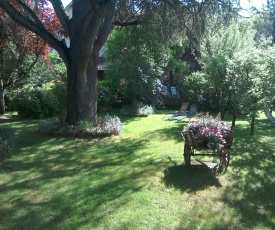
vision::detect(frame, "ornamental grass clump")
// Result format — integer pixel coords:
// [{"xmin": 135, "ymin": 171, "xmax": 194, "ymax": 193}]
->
[{"xmin": 183, "ymin": 113, "xmax": 231, "ymax": 149}]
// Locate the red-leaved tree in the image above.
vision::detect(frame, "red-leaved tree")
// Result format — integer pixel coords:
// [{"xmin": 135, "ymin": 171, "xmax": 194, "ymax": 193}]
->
[{"xmin": 0, "ymin": 2, "xmax": 61, "ymax": 115}]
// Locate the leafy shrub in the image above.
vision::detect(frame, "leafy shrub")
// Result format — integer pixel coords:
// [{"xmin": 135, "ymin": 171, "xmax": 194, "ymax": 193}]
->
[
  {"xmin": 12, "ymin": 86, "xmax": 59, "ymax": 119},
  {"xmin": 0, "ymin": 129, "xmax": 15, "ymax": 161},
  {"xmin": 98, "ymin": 81, "xmax": 113, "ymax": 107},
  {"xmin": 120, "ymin": 104, "xmax": 155, "ymax": 117},
  {"xmin": 46, "ymin": 81, "xmax": 67, "ymax": 117},
  {"xmin": 38, "ymin": 115, "xmax": 123, "ymax": 138},
  {"xmin": 120, "ymin": 105, "xmax": 137, "ymax": 116}
]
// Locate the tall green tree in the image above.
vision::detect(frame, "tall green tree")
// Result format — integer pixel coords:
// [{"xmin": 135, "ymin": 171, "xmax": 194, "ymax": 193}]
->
[
  {"xmin": 236, "ymin": 38, "xmax": 275, "ymax": 134},
  {"xmin": 105, "ymin": 27, "xmax": 164, "ymax": 107},
  {"xmin": 200, "ymin": 21, "xmax": 256, "ymax": 119},
  {"xmin": 0, "ymin": 0, "xmax": 239, "ymax": 125},
  {"xmin": 199, "ymin": 19, "xmax": 275, "ymax": 134}
]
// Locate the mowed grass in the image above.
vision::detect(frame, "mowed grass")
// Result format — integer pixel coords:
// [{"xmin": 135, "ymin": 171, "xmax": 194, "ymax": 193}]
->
[{"xmin": 0, "ymin": 111, "xmax": 274, "ymax": 230}]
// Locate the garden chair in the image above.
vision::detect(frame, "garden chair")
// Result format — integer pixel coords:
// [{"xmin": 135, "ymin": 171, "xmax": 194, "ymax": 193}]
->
[
  {"xmin": 171, "ymin": 87, "xmax": 178, "ymax": 98},
  {"xmin": 265, "ymin": 112, "xmax": 275, "ymax": 124},
  {"xmin": 173, "ymin": 104, "xmax": 198, "ymax": 121},
  {"xmin": 162, "ymin": 102, "xmax": 189, "ymax": 119},
  {"xmin": 161, "ymin": 86, "xmax": 169, "ymax": 97}
]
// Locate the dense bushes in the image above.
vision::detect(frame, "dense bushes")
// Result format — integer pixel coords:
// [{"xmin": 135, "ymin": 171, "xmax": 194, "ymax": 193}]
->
[
  {"xmin": 0, "ymin": 129, "xmax": 15, "ymax": 161},
  {"xmin": 12, "ymin": 86, "xmax": 59, "ymax": 119},
  {"xmin": 38, "ymin": 114, "xmax": 123, "ymax": 137},
  {"xmin": 98, "ymin": 81, "xmax": 113, "ymax": 108},
  {"xmin": 46, "ymin": 81, "xmax": 67, "ymax": 117}
]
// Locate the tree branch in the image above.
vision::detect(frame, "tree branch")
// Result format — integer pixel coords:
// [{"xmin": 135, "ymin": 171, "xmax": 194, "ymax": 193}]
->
[
  {"xmin": 79, "ymin": 9, "xmax": 95, "ymax": 35},
  {"xmin": 113, "ymin": 19, "xmax": 145, "ymax": 26},
  {"xmin": 77, "ymin": 8, "xmax": 106, "ymax": 70},
  {"xmin": 0, "ymin": 0, "xmax": 69, "ymax": 65},
  {"xmin": 14, "ymin": 0, "xmax": 44, "ymax": 27},
  {"xmin": 75, "ymin": 1, "xmax": 114, "ymax": 70},
  {"xmin": 49, "ymin": 0, "xmax": 70, "ymax": 34},
  {"xmin": 95, "ymin": 6, "xmax": 115, "ymax": 52},
  {"xmin": 4, "ymin": 54, "xmax": 40, "ymax": 89}
]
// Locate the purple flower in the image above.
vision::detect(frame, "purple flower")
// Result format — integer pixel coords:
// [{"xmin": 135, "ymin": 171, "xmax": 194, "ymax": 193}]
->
[{"xmin": 183, "ymin": 113, "xmax": 231, "ymax": 148}]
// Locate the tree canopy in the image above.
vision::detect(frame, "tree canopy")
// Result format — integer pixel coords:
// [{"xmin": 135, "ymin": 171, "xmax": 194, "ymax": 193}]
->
[{"xmin": 0, "ymin": 0, "xmax": 240, "ymax": 125}]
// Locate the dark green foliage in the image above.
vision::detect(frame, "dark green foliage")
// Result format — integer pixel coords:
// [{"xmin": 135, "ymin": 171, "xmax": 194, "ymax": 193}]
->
[
  {"xmin": 165, "ymin": 43, "xmax": 192, "ymax": 86},
  {"xmin": 98, "ymin": 81, "xmax": 113, "ymax": 107},
  {"xmin": 49, "ymin": 53, "xmax": 67, "ymax": 84},
  {"xmin": 47, "ymin": 81, "xmax": 67, "ymax": 117},
  {"xmin": 12, "ymin": 86, "xmax": 59, "ymax": 119},
  {"xmin": 21, "ymin": 59, "xmax": 58, "ymax": 87},
  {"xmin": 9, "ymin": 54, "xmax": 67, "ymax": 118},
  {"xmin": 105, "ymin": 28, "xmax": 164, "ymax": 106},
  {"xmin": 120, "ymin": 105, "xmax": 137, "ymax": 116},
  {"xmin": 181, "ymin": 72, "xmax": 213, "ymax": 111},
  {"xmin": 197, "ymin": 22, "xmax": 257, "ymax": 115},
  {"xmin": 0, "ymin": 128, "xmax": 14, "ymax": 161}
]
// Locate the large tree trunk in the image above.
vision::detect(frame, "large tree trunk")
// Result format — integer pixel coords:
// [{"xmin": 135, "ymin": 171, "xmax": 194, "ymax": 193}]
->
[
  {"xmin": 250, "ymin": 100, "xmax": 258, "ymax": 135},
  {"xmin": 272, "ymin": 18, "xmax": 275, "ymax": 44},
  {"xmin": 0, "ymin": 46, "xmax": 4, "ymax": 115},
  {"xmin": 67, "ymin": 51, "xmax": 99, "ymax": 126},
  {"xmin": 0, "ymin": 0, "xmax": 114, "ymax": 126},
  {"xmin": 64, "ymin": 2, "xmax": 114, "ymax": 126},
  {"xmin": 0, "ymin": 79, "xmax": 5, "ymax": 115},
  {"xmin": 250, "ymin": 114, "xmax": 255, "ymax": 135}
]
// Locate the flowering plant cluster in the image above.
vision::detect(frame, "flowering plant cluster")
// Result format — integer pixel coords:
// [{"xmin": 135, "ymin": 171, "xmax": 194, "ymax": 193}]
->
[
  {"xmin": 38, "ymin": 114, "xmax": 123, "ymax": 137},
  {"xmin": 91, "ymin": 114, "xmax": 123, "ymax": 136},
  {"xmin": 183, "ymin": 113, "xmax": 231, "ymax": 149}
]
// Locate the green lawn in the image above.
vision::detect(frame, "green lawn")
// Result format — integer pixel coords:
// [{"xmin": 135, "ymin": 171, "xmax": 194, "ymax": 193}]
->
[{"xmin": 0, "ymin": 111, "xmax": 274, "ymax": 230}]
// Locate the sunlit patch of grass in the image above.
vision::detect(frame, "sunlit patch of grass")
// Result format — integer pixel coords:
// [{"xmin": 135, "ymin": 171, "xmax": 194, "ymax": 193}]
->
[{"xmin": 0, "ymin": 111, "xmax": 274, "ymax": 229}]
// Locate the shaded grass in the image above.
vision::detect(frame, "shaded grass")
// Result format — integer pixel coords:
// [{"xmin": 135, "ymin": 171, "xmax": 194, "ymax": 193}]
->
[{"xmin": 0, "ymin": 111, "xmax": 274, "ymax": 229}]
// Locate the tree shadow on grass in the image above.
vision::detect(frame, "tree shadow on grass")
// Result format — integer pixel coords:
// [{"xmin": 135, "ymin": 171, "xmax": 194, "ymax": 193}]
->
[
  {"xmin": 0, "ymin": 120, "xmax": 168, "ymax": 229},
  {"xmin": 218, "ymin": 118, "xmax": 275, "ymax": 229},
  {"xmin": 1, "ymin": 114, "xmax": 273, "ymax": 229},
  {"xmin": 0, "ymin": 141, "xmax": 148, "ymax": 229},
  {"xmin": 0, "ymin": 117, "xmax": 19, "ymax": 123},
  {"xmin": 163, "ymin": 164, "xmax": 221, "ymax": 192}
]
